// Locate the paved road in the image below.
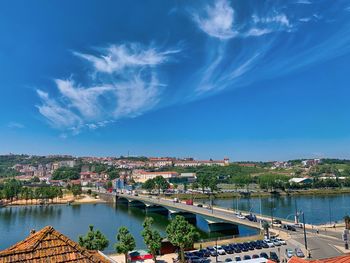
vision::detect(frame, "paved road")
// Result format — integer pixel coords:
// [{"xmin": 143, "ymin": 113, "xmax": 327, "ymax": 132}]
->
[{"xmin": 289, "ymin": 231, "xmax": 347, "ymax": 259}]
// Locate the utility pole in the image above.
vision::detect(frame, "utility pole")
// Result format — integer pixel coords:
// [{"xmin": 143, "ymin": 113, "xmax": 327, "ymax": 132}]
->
[
  {"xmin": 215, "ymin": 237, "xmax": 218, "ymax": 263},
  {"xmin": 302, "ymin": 211, "xmax": 309, "ymax": 257}
]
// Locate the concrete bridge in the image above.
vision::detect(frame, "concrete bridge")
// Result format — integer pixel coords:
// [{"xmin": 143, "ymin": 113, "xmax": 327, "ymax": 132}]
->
[{"xmin": 113, "ymin": 193, "xmax": 261, "ymax": 234}]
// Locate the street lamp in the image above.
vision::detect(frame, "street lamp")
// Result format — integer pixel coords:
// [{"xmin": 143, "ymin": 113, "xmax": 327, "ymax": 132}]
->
[
  {"xmin": 299, "ymin": 210, "xmax": 310, "ymax": 258},
  {"xmin": 215, "ymin": 237, "xmax": 218, "ymax": 263}
]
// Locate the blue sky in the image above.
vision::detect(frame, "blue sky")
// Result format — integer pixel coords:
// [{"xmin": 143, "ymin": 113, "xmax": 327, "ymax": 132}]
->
[{"xmin": 1, "ymin": 0, "xmax": 350, "ymax": 161}]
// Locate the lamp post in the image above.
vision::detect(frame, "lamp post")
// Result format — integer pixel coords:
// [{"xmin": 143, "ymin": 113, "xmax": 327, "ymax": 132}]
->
[
  {"xmin": 259, "ymin": 194, "xmax": 262, "ymax": 229},
  {"xmin": 300, "ymin": 210, "xmax": 309, "ymax": 258},
  {"xmin": 215, "ymin": 237, "xmax": 218, "ymax": 263}
]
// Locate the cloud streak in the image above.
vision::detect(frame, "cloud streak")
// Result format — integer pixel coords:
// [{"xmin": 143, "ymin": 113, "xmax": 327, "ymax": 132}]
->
[{"xmin": 36, "ymin": 43, "xmax": 178, "ymax": 134}]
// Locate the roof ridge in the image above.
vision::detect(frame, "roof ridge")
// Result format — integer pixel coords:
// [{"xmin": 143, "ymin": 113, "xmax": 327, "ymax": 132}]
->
[
  {"xmin": 50, "ymin": 228, "xmax": 105, "ymax": 262},
  {"xmin": 0, "ymin": 226, "xmax": 54, "ymax": 256}
]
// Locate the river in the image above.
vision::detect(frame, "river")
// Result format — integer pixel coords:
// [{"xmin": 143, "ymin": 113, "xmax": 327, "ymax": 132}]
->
[
  {"xmin": 0, "ymin": 203, "xmax": 257, "ymax": 253},
  {"xmin": 200, "ymin": 193, "xmax": 350, "ymax": 225}
]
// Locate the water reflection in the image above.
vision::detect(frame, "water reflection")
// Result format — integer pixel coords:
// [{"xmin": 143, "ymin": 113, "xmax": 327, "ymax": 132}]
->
[
  {"xmin": 0, "ymin": 203, "xmax": 257, "ymax": 253},
  {"xmin": 207, "ymin": 193, "xmax": 350, "ymax": 225}
]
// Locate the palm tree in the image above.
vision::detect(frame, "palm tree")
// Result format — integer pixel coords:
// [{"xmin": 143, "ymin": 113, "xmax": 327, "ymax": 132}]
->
[
  {"xmin": 262, "ymin": 221, "xmax": 270, "ymax": 238},
  {"xmin": 344, "ymin": 215, "xmax": 350, "ymax": 230}
]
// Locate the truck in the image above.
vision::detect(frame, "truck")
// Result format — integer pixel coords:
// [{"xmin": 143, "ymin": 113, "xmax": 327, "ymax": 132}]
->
[{"xmin": 185, "ymin": 199, "xmax": 193, "ymax": 205}]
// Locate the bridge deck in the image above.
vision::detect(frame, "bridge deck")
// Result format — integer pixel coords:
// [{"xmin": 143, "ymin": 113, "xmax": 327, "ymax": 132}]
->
[{"xmin": 116, "ymin": 193, "xmax": 262, "ymax": 229}]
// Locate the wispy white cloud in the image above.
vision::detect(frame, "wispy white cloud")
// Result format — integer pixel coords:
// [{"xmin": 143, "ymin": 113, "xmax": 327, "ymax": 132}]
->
[
  {"xmin": 55, "ymin": 79, "xmax": 113, "ymax": 119},
  {"xmin": 193, "ymin": 0, "xmax": 237, "ymax": 40},
  {"xmin": 36, "ymin": 43, "xmax": 178, "ymax": 135},
  {"xmin": 227, "ymin": 54, "xmax": 260, "ymax": 80},
  {"xmin": 36, "ymin": 90, "xmax": 82, "ymax": 129},
  {"xmin": 74, "ymin": 44, "xmax": 180, "ymax": 74},
  {"xmin": 295, "ymin": 0, "xmax": 312, "ymax": 4},
  {"xmin": 114, "ymin": 75, "xmax": 161, "ymax": 118},
  {"xmin": 245, "ymin": 28, "xmax": 272, "ymax": 37},
  {"xmin": 7, "ymin": 122, "xmax": 25, "ymax": 129}
]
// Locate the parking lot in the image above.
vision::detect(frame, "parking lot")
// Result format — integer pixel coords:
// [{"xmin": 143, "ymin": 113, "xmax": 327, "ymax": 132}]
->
[{"xmin": 185, "ymin": 238, "xmax": 304, "ymax": 262}]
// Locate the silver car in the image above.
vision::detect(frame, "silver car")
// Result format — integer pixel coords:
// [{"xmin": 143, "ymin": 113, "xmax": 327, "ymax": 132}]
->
[
  {"xmin": 295, "ymin": 248, "xmax": 305, "ymax": 258},
  {"xmin": 285, "ymin": 248, "xmax": 294, "ymax": 258}
]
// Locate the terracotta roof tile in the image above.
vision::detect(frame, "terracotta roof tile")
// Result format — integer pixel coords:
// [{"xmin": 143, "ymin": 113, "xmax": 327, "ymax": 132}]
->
[
  {"xmin": 289, "ymin": 255, "xmax": 350, "ymax": 263},
  {"xmin": 0, "ymin": 226, "xmax": 111, "ymax": 263}
]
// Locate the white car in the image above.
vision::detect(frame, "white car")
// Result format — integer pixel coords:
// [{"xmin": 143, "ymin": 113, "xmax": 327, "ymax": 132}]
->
[
  {"xmin": 285, "ymin": 248, "xmax": 294, "ymax": 258},
  {"xmin": 271, "ymin": 238, "xmax": 281, "ymax": 246},
  {"xmin": 237, "ymin": 215, "xmax": 246, "ymax": 220},
  {"xmin": 263, "ymin": 239, "xmax": 275, "ymax": 248},
  {"xmin": 276, "ymin": 238, "xmax": 287, "ymax": 245},
  {"xmin": 213, "ymin": 246, "xmax": 226, "ymax": 255}
]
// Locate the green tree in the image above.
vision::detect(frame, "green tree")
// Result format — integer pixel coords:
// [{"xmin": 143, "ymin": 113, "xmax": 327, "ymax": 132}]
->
[
  {"xmin": 166, "ymin": 216, "xmax": 199, "ymax": 263},
  {"xmin": 231, "ymin": 174, "xmax": 253, "ymax": 192},
  {"xmin": 71, "ymin": 185, "xmax": 82, "ymax": 197},
  {"xmin": 142, "ymin": 217, "xmax": 162, "ymax": 262},
  {"xmin": 143, "ymin": 179, "xmax": 155, "ymax": 192},
  {"xmin": 154, "ymin": 176, "xmax": 170, "ymax": 194},
  {"xmin": 262, "ymin": 221, "xmax": 270, "ymax": 238},
  {"xmin": 3, "ymin": 179, "xmax": 22, "ymax": 201},
  {"xmin": 52, "ymin": 167, "xmax": 80, "ymax": 180},
  {"xmin": 208, "ymin": 175, "xmax": 218, "ymax": 193},
  {"xmin": 115, "ymin": 227, "xmax": 136, "ymax": 263},
  {"xmin": 21, "ymin": 187, "xmax": 31, "ymax": 204},
  {"xmin": 78, "ymin": 225, "xmax": 109, "ymax": 251},
  {"xmin": 196, "ymin": 173, "xmax": 209, "ymax": 193}
]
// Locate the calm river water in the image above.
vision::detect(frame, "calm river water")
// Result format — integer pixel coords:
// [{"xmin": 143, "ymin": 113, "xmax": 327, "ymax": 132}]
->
[
  {"xmin": 201, "ymin": 193, "xmax": 350, "ymax": 225},
  {"xmin": 0, "ymin": 203, "xmax": 257, "ymax": 253}
]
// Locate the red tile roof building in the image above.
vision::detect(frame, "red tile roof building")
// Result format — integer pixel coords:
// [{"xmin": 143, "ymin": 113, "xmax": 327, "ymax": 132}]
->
[
  {"xmin": 288, "ymin": 255, "xmax": 350, "ymax": 263},
  {"xmin": 0, "ymin": 226, "xmax": 112, "ymax": 263}
]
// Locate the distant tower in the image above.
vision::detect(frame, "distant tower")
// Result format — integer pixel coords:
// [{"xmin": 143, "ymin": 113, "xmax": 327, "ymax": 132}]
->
[{"xmin": 224, "ymin": 157, "xmax": 230, "ymax": 165}]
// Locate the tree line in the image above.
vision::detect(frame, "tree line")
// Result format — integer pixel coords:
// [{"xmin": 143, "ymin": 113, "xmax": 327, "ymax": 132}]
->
[
  {"xmin": 0, "ymin": 178, "xmax": 83, "ymax": 203},
  {"xmin": 0, "ymin": 178, "xmax": 64, "ymax": 204},
  {"xmin": 79, "ymin": 215, "xmax": 198, "ymax": 263}
]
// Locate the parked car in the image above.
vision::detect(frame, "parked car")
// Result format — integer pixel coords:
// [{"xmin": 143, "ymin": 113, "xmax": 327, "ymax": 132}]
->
[
  {"xmin": 272, "ymin": 219, "xmax": 282, "ymax": 227},
  {"xmin": 225, "ymin": 258, "xmax": 233, "ymax": 262},
  {"xmin": 285, "ymin": 248, "xmax": 294, "ymax": 258},
  {"xmin": 252, "ymin": 254, "xmax": 259, "ymax": 259},
  {"xmin": 276, "ymin": 238, "xmax": 287, "ymax": 245},
  {"xmin": 197, "ymin": 204, "xmax": 203, "ymax": 207},
  {"xmin": 198, "ymin": 249, "xmax": 211, "ymax": 257},
  {"xmin": 206, "ymin": 247, "xmax": 218, "ymax": 257},
  {"xmin": 222, "ymin": 245, "xmax": 234, "ymax": 254},
  {"xmin": 243, "ymin": 255, "xmax": 251, "ymax": 260},
  {"xmin": 234, "ymin": 256, "xmax": 242, "ymax": 261},
  {"xmin": 213, "ymin": 245, "xmax": 226, "ymax": 255},
  {"xmin": 283, "ymin": 224, "xmax": 297, "ymax": 231},
  {"xmin": 263, "ymin": 239, "xmax": 275, "ymax": 248},
  {"xmin": 260, "ymin": 252, "xmax": 268, "ymax": 259},
  {"xmin": 189, "ymin": 256, "xmax": 204, "ymax": 263},
  {"xmin": 295, "ymin": 248, "xmax": 305, "ymax": 258},
  {"xmin": 269, "ymin": 251, "xmax": 279, "ymax": 262},
  {"xmin": 271, "ymin": 238, "xmax": 282, "ymax": 246},
  {"xmin": 237, "ymin": 215, "xmax": 246, "ymax": 220}
]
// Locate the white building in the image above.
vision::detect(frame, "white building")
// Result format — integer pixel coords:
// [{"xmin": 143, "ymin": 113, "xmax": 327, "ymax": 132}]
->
[{"xmin": 133, "ymin": 171, "xmax": 178, "ymax": 183}]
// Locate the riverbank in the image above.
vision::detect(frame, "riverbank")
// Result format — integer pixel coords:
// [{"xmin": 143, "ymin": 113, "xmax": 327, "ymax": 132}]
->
[
  {"xmin": 1, "ymin": 193, "xmax": 106, "ymax": 207},
  {"xmin": 166, "ymin": 188, "xmax": 350, "ymax": 200}
]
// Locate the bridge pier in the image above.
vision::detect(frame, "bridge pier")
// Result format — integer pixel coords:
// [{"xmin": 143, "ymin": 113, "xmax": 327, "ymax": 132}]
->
[
  {"xmin": 145, "ymin": 205, "xmax": 169, "ymax": 216},
  {"xmin": 128, "ymin": 200, "xmax": 146, "ymax": 209},
  {"xmin": 207, "ymin": 222, "xmax": 239, "ymax": 235},
  {"xmin": 170, "ymin": 211, "xmax": 197, "ymax": 224}
]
